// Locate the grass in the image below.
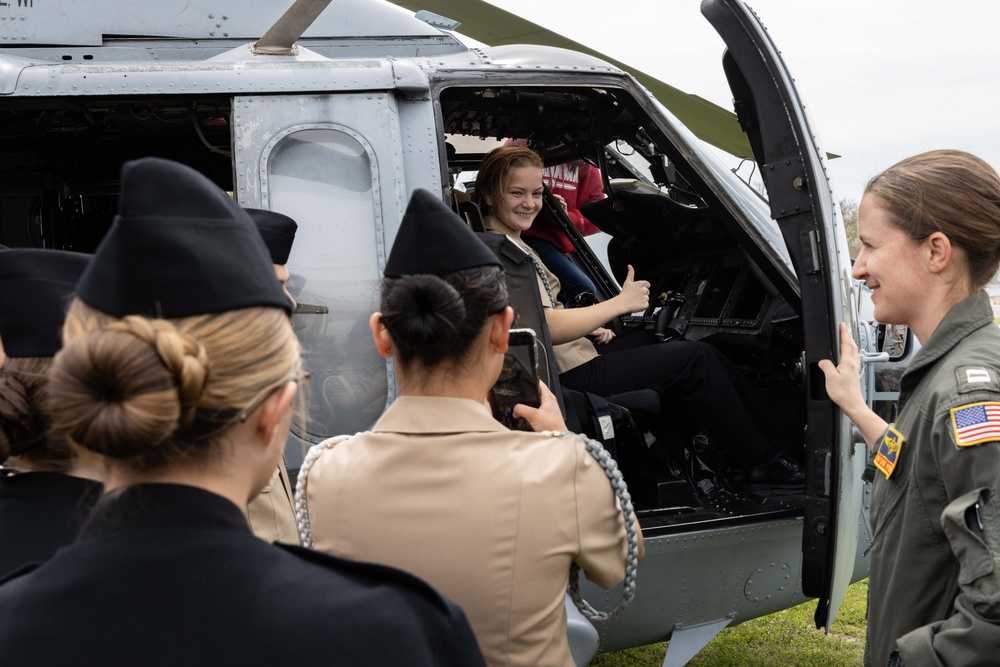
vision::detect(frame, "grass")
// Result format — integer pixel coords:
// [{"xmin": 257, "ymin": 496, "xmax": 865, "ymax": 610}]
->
[{"xmin": 591, "ymin": 579, "xmax": 868, "ymax": 667}]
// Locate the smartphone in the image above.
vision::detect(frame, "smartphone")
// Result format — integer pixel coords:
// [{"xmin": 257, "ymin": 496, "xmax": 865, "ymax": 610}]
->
[{"xmin": 490, "ymin": 328, "xmax": 541, "ymax": 431}]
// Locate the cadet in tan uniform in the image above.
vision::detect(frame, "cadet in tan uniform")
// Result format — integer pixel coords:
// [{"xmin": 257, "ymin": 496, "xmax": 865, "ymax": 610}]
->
[
  {"xmin": 0, "ymin": 159, "xmax": 484, "ymax": 667},
  {"xmin": 298, "ymin": 189, "xmax": 640, "ymax": 667},
  {"xmin": 245, "ymin": 208, "xmax": 299, "ymax": 545},
  {"xmin": 820, "ymin": 150, "xmax": 1000, "ymax": 667}
]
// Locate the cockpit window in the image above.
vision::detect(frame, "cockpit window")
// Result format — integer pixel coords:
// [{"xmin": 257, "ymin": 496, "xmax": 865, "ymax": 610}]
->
[{"xmin": 264, "ymin": 129, "xmax": 389, "ymax": 454}]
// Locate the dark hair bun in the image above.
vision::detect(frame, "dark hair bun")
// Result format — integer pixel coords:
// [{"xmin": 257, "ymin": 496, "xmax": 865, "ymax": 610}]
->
[
  {"xmin": 0, "ymin": 358, "xmax": 71, "ymax": 465},
  {"xmin": 378, "ymin": 266, "xmax": 508, "ymax": 370},
  {"xmin": 381, "ymin": 275, "xmax": 466, "ymax": 367},
  {"xmin": 0, "ymin": 371, "xmax": 31, "ymax": 462}
]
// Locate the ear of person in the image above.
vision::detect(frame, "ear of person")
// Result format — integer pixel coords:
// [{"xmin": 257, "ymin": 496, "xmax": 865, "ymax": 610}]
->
[
  {"xmin": 255, "ymin": 382, "xmax": 298, "ymax": 447},
  {"xmin": 368, "ymin": 312, "xmax": 394, "ymax": 358},
  {"xmin": 490, "ymin": 307, "xmax": 515, "ymax": 354},
  {"xmin": 925, "ymin": 231, "xmax": 954, "ymax": 274}
]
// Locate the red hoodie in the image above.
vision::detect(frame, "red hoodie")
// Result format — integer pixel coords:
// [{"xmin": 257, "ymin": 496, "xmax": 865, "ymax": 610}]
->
[{"xmin": 523, "ymin": 161, "xmax": 606, "ymax": 255}]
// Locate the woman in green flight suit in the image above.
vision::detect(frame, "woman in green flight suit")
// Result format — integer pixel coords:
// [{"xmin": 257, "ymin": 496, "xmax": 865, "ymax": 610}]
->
[{"xmin": 820, "ymin": 150, "xmax": 1000, "ymax": 667}]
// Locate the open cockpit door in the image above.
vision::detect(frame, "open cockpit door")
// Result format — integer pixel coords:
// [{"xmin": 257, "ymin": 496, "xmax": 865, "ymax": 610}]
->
[{"xmin": 701, "ymin": 0, "xmax": 865, "ymax": 631}]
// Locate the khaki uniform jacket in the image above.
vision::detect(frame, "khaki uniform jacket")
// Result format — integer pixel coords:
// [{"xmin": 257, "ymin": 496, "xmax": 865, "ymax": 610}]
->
[
  {"xmin": 246, "ymin": 458, "xmax": 298, "ymax": 545},
  {"xmin": 483, "ymin": 215, "xmax": 597, "ymax": 373},
  {"xmin": 866, "ymin": 291, "xmax": 1000, "ymax": 667},
  {"xmin": 303, "ymin": 396, "xmax": 628, "ymax": 667}
]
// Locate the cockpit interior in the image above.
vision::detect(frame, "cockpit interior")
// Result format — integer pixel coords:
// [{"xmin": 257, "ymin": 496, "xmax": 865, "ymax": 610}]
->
[{"xmin": 439, "ymin": 84, "xmax": 808, "ymax": 530}]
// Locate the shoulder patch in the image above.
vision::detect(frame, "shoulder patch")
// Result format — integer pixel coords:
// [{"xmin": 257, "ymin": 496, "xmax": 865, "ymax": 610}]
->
[
  {"xmin": 950, "ymin": 402, "xmax": 1000, "ymax": 447},
  {"xmin": 874, "ymin": 425, "xmax": 904, "ymax": 479},
  {"xmin": 955, "ymin": 366, "xmax": 1000, "ymax": 394}
]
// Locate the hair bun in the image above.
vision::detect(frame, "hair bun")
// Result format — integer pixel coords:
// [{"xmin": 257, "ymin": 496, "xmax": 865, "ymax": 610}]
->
[
  {"xmin": 381, "ymin": 275, "xmax": 466, "ymax": 367},
  {"xmin": 0, "ymin": 371, "xmax": 31, "ymax": 462},
  {"xmin": 48, "ymin": 318, "xmax": 209, "ymax": 459},
  {"xmin": 1, "ymin": 358, "xmax": 75, "ymax": 466},
  {"xmin": 113, "ymin": 317, "xmax": 210, "ymax": 429},
  {"xmin": 378, "ymin": 266, "xmax": 507, "ymax": 370}
]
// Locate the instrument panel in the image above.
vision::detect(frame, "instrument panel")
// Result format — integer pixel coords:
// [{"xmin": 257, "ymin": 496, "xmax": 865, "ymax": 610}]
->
[{"xmin": 619, "ymin": 247, "xmax": 783, "ymax": 344}]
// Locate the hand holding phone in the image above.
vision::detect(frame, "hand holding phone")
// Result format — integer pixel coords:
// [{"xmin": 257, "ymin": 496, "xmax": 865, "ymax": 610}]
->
[
  {"xmin": 512, "ymin": 380, "xmax": 568, "ymax": 432},
  {"xmin": 490, "ymin": 328, "xmax": 541, "ymax": 431}
]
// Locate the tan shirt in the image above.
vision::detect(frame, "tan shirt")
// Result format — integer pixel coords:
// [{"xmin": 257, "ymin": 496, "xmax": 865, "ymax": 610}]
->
[
  {"xmin": 482, "ymin": 215, "xmax": 598, "ymax": 373},
  {"xmin": 303, "ymin": 396, "xmax": 627, "ymax": 667},
  {"xmin": 246, "ymin": 459, "xmax": 299, "ymax": 545}
]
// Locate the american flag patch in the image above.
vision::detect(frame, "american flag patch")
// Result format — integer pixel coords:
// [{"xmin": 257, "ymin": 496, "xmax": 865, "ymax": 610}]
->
[{"xmin": 950, "ymin": 402, "xmax": 1000, "ymax": 447}]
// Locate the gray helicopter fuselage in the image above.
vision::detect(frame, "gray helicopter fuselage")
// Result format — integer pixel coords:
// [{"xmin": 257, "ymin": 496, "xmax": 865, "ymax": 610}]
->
[{"xmin": 0, "ymin": 1, "xmax": 902, "ymax": 664}]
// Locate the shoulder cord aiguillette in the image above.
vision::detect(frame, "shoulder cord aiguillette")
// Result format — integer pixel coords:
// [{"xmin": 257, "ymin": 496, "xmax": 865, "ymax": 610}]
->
[
  {"xmin": 294, "ymin": 434, "xmax": 352, "ymax": 548},
  {"xmin": 567, "ymin": 432, "xmax": 638, "ymax": 623}
]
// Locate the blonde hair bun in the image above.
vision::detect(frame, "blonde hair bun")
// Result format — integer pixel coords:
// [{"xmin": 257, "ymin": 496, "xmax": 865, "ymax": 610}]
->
[{"xmin": 49, "ymin": 317, "xmax": 209, "ymax": 459}]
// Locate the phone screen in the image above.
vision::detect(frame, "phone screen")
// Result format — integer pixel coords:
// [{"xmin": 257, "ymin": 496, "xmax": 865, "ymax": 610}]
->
[{"xmin": 491, "ymin": 329, "xmax": 540, "ymax": 431}]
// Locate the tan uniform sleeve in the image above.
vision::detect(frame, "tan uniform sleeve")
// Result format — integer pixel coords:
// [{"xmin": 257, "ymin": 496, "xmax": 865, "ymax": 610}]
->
[
  {"xmin": 535, "ymin": 270, "xmax": 555, "ymax": 309},
  {"xmin": 246, "ymin": 458, "xmax": 300, "ymax": 545},
  {"xmin": 572, "ymin": 437, "xmax": 627, "ymax": 589}
]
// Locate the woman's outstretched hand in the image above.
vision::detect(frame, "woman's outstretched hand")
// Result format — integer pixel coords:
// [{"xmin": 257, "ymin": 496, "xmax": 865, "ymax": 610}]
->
[
  {"xmin": 818, "ymin": 321, "xmax": 888, "ymax": 451},
  {"xmin": 818, "ymin": 322, "xmax": 865, "ymax": 412}
]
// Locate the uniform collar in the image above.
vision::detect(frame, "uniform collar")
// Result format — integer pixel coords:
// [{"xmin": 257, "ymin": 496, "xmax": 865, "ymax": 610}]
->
[
  {"xmin": 482, "ymin": 214, "xmax": 515, "ymax": 238},
  {"xmin": 0, "ymin": 471, "xmax": 100, "ymax": 503},
  {"xmin": 79, "ymin": 483, "xmax": 252, "ymax": 540},
  {"xmin": 901, "ymin": 290, "xmax": 995, "ymax": 387},
  {"xmin": 372, "ymin": 396, "xmax": 508, "ymax": 435}
]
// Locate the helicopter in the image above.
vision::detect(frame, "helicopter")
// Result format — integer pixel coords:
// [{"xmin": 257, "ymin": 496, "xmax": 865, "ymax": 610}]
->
[{"xmin": 0, "ymin": 0, "xmax": 914, "ymax": 664}]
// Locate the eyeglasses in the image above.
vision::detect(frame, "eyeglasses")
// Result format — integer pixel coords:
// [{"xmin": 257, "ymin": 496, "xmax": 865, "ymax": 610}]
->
[{"xmin": 237, "ymin": 371, "xmax": 311, "ymax": 423}]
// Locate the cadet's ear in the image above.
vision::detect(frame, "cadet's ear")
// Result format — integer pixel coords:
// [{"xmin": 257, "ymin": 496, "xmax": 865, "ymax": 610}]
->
[
  {"xmin": 369, "ymin": 312, "xmax": 394, "ymax": 358},
  {"xmin": 255, "ymin": 381, "xmax": 298, "ymax": 446},
  {"xmin": 489, "ymin": 307, "xmax": 515, "ymax": 354}
]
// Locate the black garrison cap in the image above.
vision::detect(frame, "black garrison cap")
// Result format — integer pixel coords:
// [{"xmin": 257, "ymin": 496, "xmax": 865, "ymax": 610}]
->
[
  {"xmin": 245, "ymin": 208, "xmax": 298, "ymax": 265},
  {"xmin": 0, "ymin": 249, "xmax": 90, "ymax": 357},
  {"xmin": 384, "ymin": 189, "xmax": 501, "ymax": 278},
  {"xmin": 76, "ymin": 158, "xmax": 292, "ymax": 318}
]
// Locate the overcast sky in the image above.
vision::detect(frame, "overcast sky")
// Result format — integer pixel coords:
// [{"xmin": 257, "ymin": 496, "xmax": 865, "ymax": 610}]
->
[{"xmin": 485, "ymin": 0, "xmax": 1000, "ymax": 205}]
